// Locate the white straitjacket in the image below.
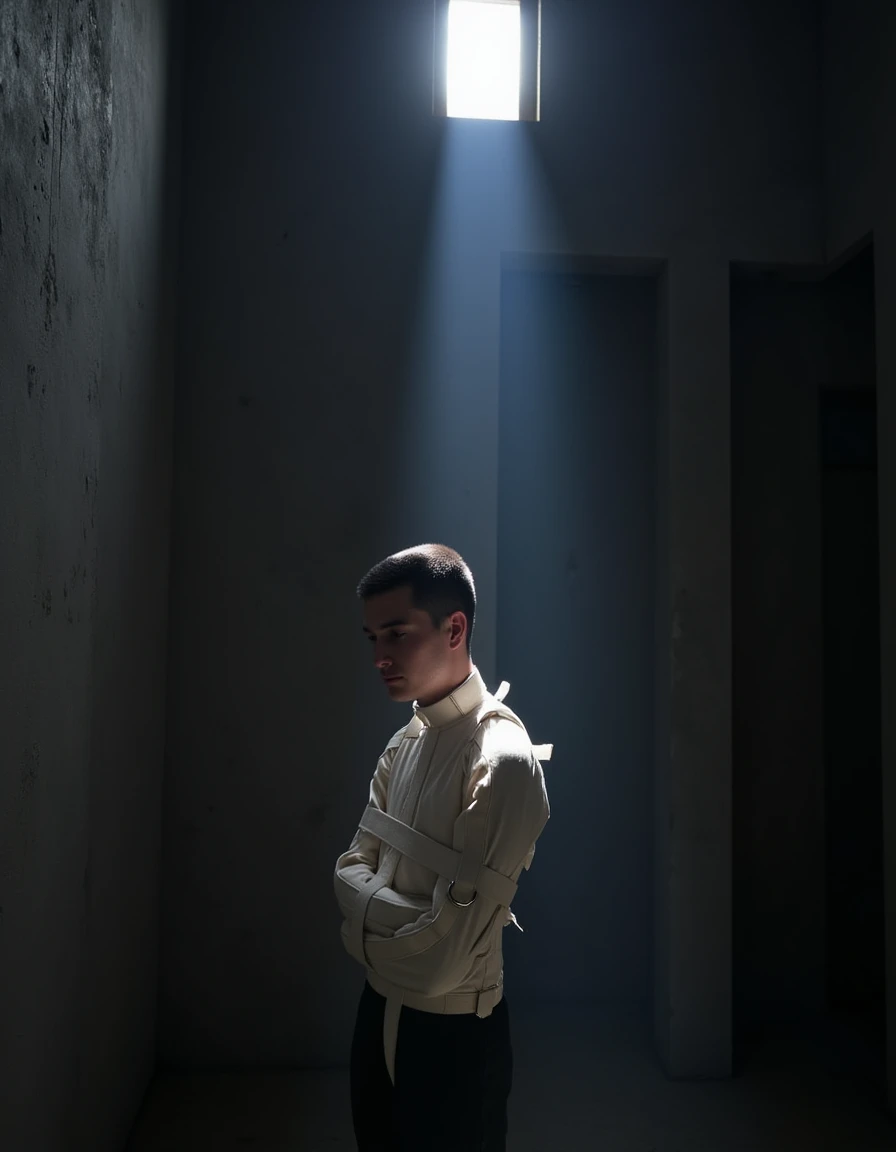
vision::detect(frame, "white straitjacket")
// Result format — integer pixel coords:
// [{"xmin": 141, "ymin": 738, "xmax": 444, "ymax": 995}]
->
[{"xmin": 334, "ymin": 668, "xmax": 552, "ymax": 1083}]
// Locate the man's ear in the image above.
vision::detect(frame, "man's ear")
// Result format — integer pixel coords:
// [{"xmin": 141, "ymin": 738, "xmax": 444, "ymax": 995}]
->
[{"xmin": 447, "ymin": 611, "xmax": 467, "ymax": 652}]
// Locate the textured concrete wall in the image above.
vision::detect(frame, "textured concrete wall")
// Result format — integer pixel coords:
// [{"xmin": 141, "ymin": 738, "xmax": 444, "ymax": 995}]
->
[
  {"xmin": 0, "ymin": 1, "xmax": 179, "ymax": 1148},
  {"xmin": 162, "ymin": 0, "xmax": 823, "ymax": 1074},
  {"xmin": 824, "ymin": 0, "xmax": 896, "ymax": 1111},
  {"xmin": 658, "ymin": 251, "xmax": 734, "ymax": 1076}
]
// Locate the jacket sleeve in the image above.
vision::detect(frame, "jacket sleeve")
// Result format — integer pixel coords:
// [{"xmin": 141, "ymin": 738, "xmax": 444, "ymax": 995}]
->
[
  {"xmin": 333, "ymin": 745, "xmax": 394, "ymax": 934},
  {"xmin": 333, "ymin": 734, "xmax": 431, "ymax": 938},
  {"xmin": 347, "ymin": 739, "xmax": 550, "ymax": 997}
]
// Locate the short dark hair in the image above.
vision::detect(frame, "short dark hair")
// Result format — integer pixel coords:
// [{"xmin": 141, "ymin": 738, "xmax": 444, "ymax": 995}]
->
[{"xmin": 357, "ymin": 544, "xmax": 476, "ymax": 652}]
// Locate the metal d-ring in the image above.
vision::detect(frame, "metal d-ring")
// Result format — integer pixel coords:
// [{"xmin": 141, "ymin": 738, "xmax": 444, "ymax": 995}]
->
[{"xmin": 447, "ymin": 880, "xmax": 477, "ymax": 908}]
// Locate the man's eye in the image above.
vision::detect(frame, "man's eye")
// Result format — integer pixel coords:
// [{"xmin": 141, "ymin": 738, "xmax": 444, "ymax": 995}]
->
[{"xmin": 392, "ymin": 631, "xmax": 407, "ymax": 640}]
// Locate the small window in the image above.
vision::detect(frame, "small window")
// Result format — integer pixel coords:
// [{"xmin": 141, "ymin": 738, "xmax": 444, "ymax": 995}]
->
[
  {"xmin": 433, "ymin": 0, "xmax": 541, "ymax": 122},
  {"xmin": 448, "ymin": 1, "xmax": 520, "ymax": 121}
]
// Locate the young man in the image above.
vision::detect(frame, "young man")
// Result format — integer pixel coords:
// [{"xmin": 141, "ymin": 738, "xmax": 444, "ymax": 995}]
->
[{"xmin": 334, "ymin": 543, "xmax": 551, "ymax": 1151}]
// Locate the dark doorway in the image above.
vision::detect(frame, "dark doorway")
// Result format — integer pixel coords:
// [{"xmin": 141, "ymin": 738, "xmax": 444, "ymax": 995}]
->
[
  {"xmin": 821, "ymin": 384, "xmax": 884, "ymax": 1071},
  {"xmin": 731, "ymin": 242, "xmax": 884, "ymax": 1091},
  {"xmin": 496, "ymin": 265, "xmax": 657, "ymax": 1006}
]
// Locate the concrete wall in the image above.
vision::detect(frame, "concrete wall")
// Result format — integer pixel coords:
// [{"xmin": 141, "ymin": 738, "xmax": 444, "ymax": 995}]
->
[
  {"xmin": 0, "ymin": 2, "xmax": 180, "ymax": 1149},
  {"xmin": 497, "ymin": 269, "xmax": 657, "ymax": 1004},
  {"xmin": 163, "ymin": 0, "xmax": 823, "ymax": 1074},
  {"xmin": 823, "ymin": 0, "xmax": 896, "ymax": 1109}
]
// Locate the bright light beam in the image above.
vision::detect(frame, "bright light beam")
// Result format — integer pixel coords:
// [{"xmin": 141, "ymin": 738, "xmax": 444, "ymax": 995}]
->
[{"xmin": 447, "ymin": 1, "xmax": 521, "ymax": 121}]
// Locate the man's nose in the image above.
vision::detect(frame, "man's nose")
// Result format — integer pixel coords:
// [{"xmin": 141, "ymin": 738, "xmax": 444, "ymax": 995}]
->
[{"xmin": 374, "ymin": 650, "xmax": 391, "ymax": 669}]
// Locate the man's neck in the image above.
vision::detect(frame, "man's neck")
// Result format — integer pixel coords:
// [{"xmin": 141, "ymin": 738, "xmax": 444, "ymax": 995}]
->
[{"xmin": 417, "ymin": 662, "xmax": 474, "ymax": 708}]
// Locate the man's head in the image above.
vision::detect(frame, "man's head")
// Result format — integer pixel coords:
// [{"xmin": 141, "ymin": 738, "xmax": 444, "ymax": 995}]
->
[{"xmin": 357, "ymin": 544, "xmax": 476, "ymax": 706}]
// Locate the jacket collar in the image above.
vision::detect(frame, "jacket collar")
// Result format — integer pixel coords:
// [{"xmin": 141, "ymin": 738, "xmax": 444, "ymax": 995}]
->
[{"xmin": 413, "ymin": 667, "xmax": 486, "ymax": 729}]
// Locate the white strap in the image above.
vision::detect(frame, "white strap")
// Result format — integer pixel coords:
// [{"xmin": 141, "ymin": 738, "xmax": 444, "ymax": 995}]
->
[
  {"xmin": 476, "ymin": 984, "xmax": 502, "ymax": 1018},
  {"xmin": 359, "ymin": 805, "xmax": 518, "ymax": 907},
  {"xmin": 489, "ymin": 683, "xmax": 553, "ymax": 763},
  {"xmin": 362, "ymin": 806, "xmax": 458, "ymax": 878},
  {"xmin": 368, "ymin": 970, "xmax": 502, "ymax": 1017},
  {"xmin": 348, "ymin": 871, "xmax": 392, "ymax": 966}
]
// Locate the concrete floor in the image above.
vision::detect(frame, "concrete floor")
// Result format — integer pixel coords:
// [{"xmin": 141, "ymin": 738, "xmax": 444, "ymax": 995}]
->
[{"xmin": 127, "ymin": 1003, "xmax": 895, "ymax": 1151}]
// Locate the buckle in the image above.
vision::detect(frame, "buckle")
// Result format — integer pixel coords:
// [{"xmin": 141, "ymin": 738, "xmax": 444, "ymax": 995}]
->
[
  {"xmin": 476, "ymin": 984, "xmax": 501, "ymax": 1018},
  {"xmin": 447, "ymin": 880, "xmax": 477, "ymax": 908}
]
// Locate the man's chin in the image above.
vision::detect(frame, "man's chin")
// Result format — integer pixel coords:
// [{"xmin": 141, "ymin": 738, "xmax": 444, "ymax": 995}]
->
[{"xmin": 383, "ymin": 677, "xmax": 413, "ymax": 702}]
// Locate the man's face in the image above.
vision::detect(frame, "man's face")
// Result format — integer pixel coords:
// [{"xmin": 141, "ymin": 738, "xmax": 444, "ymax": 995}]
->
[{"xmin": 362, "ymin": 585, "xmax": 458, "ymax": 706}]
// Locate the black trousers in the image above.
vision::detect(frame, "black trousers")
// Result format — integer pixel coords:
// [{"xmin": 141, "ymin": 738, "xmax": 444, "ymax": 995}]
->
[{"xmin": 350, "ymin": 982, "xmax": 513, "ymax": 1151}]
